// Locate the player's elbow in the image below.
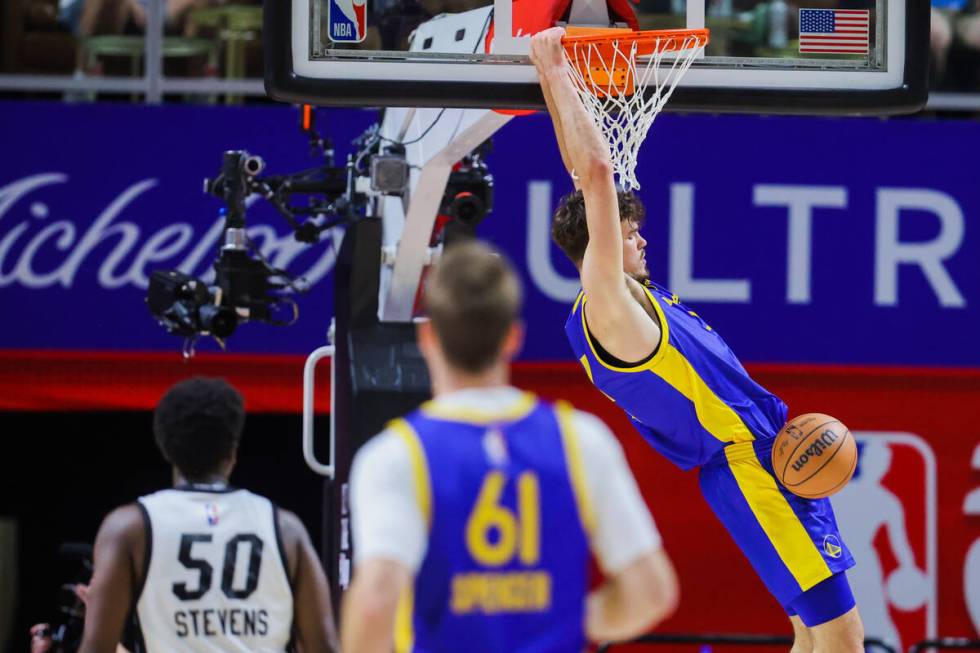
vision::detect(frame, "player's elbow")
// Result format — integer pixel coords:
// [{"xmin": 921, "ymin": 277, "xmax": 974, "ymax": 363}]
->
[
  {"xmin": 633, "ymin": 549, "xmax": 680, "ymax": 631},
  {"xmin": 644, "ymin": 561, "xmax": 679, "ymax": 627},
  {"xmin": 579, "ymin": 156, "xmax": 614, "ymax": 188}
]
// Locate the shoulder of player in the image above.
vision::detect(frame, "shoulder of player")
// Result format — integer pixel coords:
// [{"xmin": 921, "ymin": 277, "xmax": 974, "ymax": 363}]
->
[
  {"xmin": 351, "ymin": 427, "xmax": 413, "ymax": 478},
  {"xmin": 95, "ymin": 503, "xmax": 145, "ymax": 552},
  {"xmin": 274, "ymin": 506, "xmax": 312, "ymax": 562},
  {"xmin": 561, "ymin": 408, "xmax": 626, "ymax": 467}
]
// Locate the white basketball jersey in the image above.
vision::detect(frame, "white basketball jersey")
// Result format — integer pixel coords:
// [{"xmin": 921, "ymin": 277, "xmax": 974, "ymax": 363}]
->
[{"xmin": 136, "ymin": 487, "xmax": 294, "ymax": 653}]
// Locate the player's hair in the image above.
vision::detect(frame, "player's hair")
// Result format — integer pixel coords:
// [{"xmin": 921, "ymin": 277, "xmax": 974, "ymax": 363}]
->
[
  {"xmin": 551, "ymin": 189, "xmax": 646, "ymax": 264},
  {"xmin": 153, "ymin": 377, "xmax": 245, "ymax": 481},
  {"xmin": 425, "ymin": 241, "xmax": 522, "ymax": 374}
]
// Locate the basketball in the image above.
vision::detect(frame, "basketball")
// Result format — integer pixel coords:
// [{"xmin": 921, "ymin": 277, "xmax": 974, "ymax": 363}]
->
[{"xmin": 771, "ymin": 413, "xmax": 857, "ymax": 499}]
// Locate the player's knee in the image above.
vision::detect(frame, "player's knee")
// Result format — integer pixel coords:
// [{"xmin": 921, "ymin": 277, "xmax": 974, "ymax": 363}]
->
[{"xmin": 811, "ymin": 607, "xmax": 864, "ymax": 653}]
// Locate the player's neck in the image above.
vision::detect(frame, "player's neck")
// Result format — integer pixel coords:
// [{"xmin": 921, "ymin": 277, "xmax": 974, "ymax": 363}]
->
[
  {"xmin": 172, "ymin": 470, "xmax": 231, "ymax": 488},
  {"xmin": 432, "ymin": 363, "xmax": 510, "ymax": 397}
]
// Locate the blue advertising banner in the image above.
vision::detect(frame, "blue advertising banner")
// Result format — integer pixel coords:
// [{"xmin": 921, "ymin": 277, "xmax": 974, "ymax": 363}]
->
[{"xmin": 0, "ymin": 102, "xmax": 977, "ymax": 365}]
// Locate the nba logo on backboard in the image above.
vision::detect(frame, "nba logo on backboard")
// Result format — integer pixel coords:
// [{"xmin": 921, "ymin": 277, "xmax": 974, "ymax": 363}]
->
[
  {"xmin": 328, "ymin": 0, "xmax": 367, "ymax": 43},
  {"xmin": 832, "ymin": 433, "xmax": 937, "ymax": 652}
]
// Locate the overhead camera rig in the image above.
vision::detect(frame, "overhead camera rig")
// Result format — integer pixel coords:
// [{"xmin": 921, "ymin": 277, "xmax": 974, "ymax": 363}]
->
[{"xmin": 145, "ymin": 106, "xmax": 497, "ymax": 354}]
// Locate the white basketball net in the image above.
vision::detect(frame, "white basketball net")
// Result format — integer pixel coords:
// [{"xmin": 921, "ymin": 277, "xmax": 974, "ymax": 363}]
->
[{"xmin": 564, "ymin": 33, "xmax": 706, "ymax": 190}]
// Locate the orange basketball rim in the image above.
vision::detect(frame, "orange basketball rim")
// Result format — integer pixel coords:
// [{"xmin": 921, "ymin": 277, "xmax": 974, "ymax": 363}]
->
[{"xmin": 561, "ymin": 26, "xmax": 710, "ymax": 97}]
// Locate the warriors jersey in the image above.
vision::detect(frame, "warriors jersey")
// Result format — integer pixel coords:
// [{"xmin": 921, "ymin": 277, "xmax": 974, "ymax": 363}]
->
[
  {"xmin": 135, "ymin": 487, "xmax": 293, "ymax": 653},
  {"xmin": 565, "ymin": 280, "xmax": 788, "ymax": 470},
  {"xmin": 390, "ymin": 395, "xmax": 592, "ymax": 653}
]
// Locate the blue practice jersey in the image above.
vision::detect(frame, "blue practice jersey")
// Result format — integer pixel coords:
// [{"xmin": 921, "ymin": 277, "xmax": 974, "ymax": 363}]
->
[
  {"xmin": 565, "ymin": 280, "xmax": 788, "ymax": 470},
  {"xmin": 388, "ymin": 394, "xmax": 593, "ymax": 653}
]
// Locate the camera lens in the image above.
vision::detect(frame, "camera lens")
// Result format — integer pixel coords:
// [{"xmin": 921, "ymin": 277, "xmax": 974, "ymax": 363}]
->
[
  {"xmin": 449, "ymin": 192, "xmax": 485, "ymax": 227},
  {"xmin": 198, "ymin": 305, "xmax": 238, "ymax": 339}
]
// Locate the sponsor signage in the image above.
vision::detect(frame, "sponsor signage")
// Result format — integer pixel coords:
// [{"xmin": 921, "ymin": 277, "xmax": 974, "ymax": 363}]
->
[{"xmin": 0, "ymin": 102, "xmax": 977, "ymax": 364}]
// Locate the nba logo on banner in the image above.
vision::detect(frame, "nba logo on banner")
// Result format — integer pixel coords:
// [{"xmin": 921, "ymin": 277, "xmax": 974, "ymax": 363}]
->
[
  {"xmin": 328, "ymin": 0, "xmax": 367, "ymax": 43},
  {"xmin": 832, "ymin": 433, "xmax": 937, "ymax": 652}
]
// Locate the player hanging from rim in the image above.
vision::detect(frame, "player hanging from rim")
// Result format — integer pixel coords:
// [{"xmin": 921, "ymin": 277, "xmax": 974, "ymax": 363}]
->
[
  {"xmin": 341, "ymin": 241, "xmax": 677, "ymax": 653},
  {"xmin": 530, "ymin": 27, "xmax": 865, "ymax": 653}
]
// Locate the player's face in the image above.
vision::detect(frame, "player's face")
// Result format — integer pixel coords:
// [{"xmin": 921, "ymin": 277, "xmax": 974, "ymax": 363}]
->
[{"xmin": 621, "ymin": 219, "xmax": 649, "ymax": 282}]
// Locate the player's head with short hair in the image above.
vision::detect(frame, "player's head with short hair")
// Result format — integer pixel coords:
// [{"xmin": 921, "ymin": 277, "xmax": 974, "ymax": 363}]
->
[
  {"xmin": 422, "ymin": 240, "xmax": 523, "ymax": 376},
  {"xmin": 552, "ymin": 189, "xmax": 648, "ymax": 281},
  {"xmin": 153, "ymin": 377, "xmax": 245, "ymax": 482}
]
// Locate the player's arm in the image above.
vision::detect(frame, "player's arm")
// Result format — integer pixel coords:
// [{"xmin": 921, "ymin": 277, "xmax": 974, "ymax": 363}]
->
[
  {"xmin": 277, "ymin": 509, "xmax": 339, "ymax": 653},
  {"xmin": 532, "ymin": 28, "xmax": 621, "ymax": 288},
  {"xmin": 574, "ymin": 411, "xmax": 679, "ymax": 641},
  {"xmin": 342, "ymin": 431, "xmax": 427, "ymax": 653},
  {"xmin": 531, "ymin": 28, "xmax": 660, "ymax": 358},
  {"xmin": 78, "ymin": 505, "xmax": 144, "ymax": 653},
  {"xmin": 341, "ymin": 558, "xmax": 412, "ymax": 653},
  {"xmin": 587, "ymin": 549, "xmax": 678, "ymax": 641},
  {"xmin": 536, "ymin": 51, "xmax": 580, "ymax": 189}
]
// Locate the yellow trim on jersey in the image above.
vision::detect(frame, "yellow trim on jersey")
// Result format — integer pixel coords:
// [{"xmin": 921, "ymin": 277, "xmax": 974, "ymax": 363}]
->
[
  {"xmin": 578, "ymin": 355, "xmax": 617, "ymax": 403},
  {"xmin": 725, "ymin": 447, "xmax": 832, "ymax": 591},
  {"xmin": 578, "ymin": 286, "xmax": 669, "ymax": 373},
  {"xmin": 653, "ymin": 345, "xmax": 756, "ymax": 444},
  {"xmin": 579, "ymin": 286, "xmax": 752, "ymax": 445},
  {"xmin": 555, "ymin": 401, "xmax": 597, "ymax": 537},
  {"xmin": 420, "ymin": 392, "xmax": 537, "ymax": 425},
  {"xmin": 572, "ymin": 290, "xmax": 585, "ymax": 314},
  {"xmin": 390, "ymin": 419, "xmax": 432, "ymax": 528},
  {"xmin": 393, "ymin": 585, "xmax": 415, "ymax": 653}
]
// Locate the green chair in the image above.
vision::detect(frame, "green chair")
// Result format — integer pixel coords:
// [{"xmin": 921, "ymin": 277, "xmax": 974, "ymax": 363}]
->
[{"xmin": 76, "ymin": 34, "xmax": 219, "ymax": 101}]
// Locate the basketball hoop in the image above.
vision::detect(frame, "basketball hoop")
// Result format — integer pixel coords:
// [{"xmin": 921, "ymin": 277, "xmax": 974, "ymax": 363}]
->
[{"xmin": 561, "ymin": 27, "xmax": 709, "ymax": 190}]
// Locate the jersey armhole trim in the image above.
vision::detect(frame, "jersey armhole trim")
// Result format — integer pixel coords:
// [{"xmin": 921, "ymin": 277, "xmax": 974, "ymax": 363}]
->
[
  {"xmin": 133, "ymin": 501, "xmax": 152, "ymax": 606},
  {"xmin": 555, "ymin": 402, "xmax": 597, "ymax": 537},
  {"xmin": 579, "ymin": 289, "xmax": 668, "ymax": 373},
  {"xmin": 271, "ymin": 503, "xmax": 298, "ymax": 652},
  {"xmin": 389, "ymin": 419, "xmax": 433, "ymax": 530},
  {"xmin": 272, "ymin": 503, "xmax": 295, "ymax": 591}
]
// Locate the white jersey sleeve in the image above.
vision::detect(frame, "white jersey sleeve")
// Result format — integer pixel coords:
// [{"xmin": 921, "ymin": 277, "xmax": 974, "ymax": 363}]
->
[
  {"xmin": 349, "ymin": 432, "xmax": 427, "ymax": 572},
  {"xmin": 571, "ymin": 409, "xmax": 663, "ymax": 574},
  {"xmin": 135, "ymin": 488, "xmax": 293, "ymax": 653},
  {"xmin": 349, "ymin": 407, "xmax": 662, "ymax": 575}
]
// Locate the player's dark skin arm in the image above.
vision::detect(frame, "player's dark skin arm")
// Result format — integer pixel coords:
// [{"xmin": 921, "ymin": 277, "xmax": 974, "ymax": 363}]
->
[
  {"xmin": 78, "ymin": 505, "xmax": 145, "ymax": 653},
  {"xmin": 278, "ymin": 509, "xmax": 339, "ymax": 653}
]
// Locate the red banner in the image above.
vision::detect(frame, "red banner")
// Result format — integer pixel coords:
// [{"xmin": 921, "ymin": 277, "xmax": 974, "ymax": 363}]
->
[{"xmin": 3, "ymin": 352, "xmax": 978, "ymax": 646}]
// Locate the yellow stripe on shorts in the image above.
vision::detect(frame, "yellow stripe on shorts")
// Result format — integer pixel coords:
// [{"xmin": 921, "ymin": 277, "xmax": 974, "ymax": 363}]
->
[{"xmin": 724, "ymin": 446, "xmax": 832, "ymax": 591}]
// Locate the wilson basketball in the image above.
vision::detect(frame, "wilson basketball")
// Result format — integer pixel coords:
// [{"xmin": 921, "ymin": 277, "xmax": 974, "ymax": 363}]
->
[{"xmin": 771, "ymin": 413, "xmax": 857, "ymax": 499}]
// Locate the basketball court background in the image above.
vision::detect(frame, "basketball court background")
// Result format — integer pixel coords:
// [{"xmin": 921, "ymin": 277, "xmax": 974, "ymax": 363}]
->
[{"xmin": 0, "ymin": 97, "xmax": 978, "ymax": 650}]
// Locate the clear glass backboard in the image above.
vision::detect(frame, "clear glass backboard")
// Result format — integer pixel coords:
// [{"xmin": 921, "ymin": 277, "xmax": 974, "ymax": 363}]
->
[{"xmin": 264, "ymin": 0, "xmax": 928, "ymax": 113}]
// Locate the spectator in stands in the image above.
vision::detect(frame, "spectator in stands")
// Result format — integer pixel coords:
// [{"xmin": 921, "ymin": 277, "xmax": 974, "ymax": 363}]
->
[
  {"xmin": 60, "ymin": 0, "xmax": 215, "ymax": 37},
  {"xmin": 931, "ymin": 0, "xmax": 980, "ymax": 89}
]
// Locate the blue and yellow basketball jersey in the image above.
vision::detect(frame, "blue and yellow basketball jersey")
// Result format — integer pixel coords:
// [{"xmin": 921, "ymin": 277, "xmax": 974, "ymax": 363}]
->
[
  {"xmin": 565, "ymin": 280, "xmax": 788, "ymax": 470},
  {"xmin": 388, "ymin": 394, "xmax": 593, "ymax": 653}
]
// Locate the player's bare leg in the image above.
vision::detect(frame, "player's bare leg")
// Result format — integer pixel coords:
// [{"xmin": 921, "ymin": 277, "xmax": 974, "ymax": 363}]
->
[
  {"xmin": 797, "ymin": 606, "xmax": 864, "ymax": 653},
  {"xmin": 788, "ymin": 615, "xmax": 813, "ymax": 653}
]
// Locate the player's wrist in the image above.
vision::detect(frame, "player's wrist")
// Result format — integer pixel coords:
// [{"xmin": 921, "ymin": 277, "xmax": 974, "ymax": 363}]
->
[{"xmin": 543, "ymin": 66, "xmax": 570, "ymax": 83}]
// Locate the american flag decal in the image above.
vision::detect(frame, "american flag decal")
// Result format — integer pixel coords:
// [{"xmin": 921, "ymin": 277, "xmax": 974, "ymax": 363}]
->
[{"xmin": 799, "ymin": 8, "xmax": 870, "ymax": 55}]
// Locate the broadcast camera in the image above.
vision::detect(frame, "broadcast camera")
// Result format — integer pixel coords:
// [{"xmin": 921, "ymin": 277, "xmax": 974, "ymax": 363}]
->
[{"xmin": 146, "ymin": 109, "xmax": 494, "ymax": 354}]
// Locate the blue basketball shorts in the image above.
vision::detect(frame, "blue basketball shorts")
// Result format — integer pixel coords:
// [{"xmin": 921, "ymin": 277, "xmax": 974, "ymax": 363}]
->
[{"xmin": 698, "ymin": 438, "xmax": 856, "ymax": 626}]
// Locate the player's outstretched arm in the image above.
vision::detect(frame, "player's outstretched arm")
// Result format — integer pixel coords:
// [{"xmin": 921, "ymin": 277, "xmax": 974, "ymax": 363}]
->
[
  {"xmin": 78, "ymin": 505, "xmax": 144, "ymax": 653},
  {"xmin": 531, "ymin": 28, "xmax": 621, "ymax": 295},
  {"xmin": 341, "ymin": 558, "xmax": 411, "ymax": 653},
  {"xmin": 535, "ymin": 41, "xmax": 579, "ymax": 190},
  {"xmin": 278, "ymin": 509, "xmax": 339, "ymax": 653},
  {"xmin": 531, "ymin": 29, "xmax": 660, "ymax": 359}
]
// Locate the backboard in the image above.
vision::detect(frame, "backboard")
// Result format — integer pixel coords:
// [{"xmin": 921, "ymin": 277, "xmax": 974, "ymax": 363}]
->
[{"xmin": 265, "ymin": 0, "xmax": 927, "ymax": 115}]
